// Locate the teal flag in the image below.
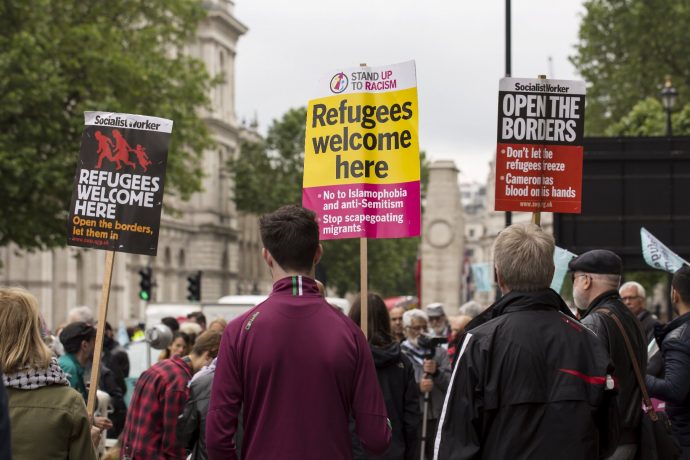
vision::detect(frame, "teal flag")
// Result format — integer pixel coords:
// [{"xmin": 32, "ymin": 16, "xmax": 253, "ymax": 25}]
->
[
  {"xmin": 641, "ymin": 227, "xmax": 688, "ymax": 273},
  {"xmin": 551, "ymin": 246, "xmax": 577, "ymax": 293},
  {"xmin": 471, "ymin": 263, "xmax": 493, "ymax": 292}
]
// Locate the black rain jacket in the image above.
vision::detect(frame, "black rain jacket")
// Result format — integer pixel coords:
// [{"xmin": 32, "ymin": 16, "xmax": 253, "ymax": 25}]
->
[
  {"xmin": 434, "ymin": 289, "xmax": 620, "ymax": 460},
  {"xmin": 646, "ymin": 312, "xmax": 690, "ymax": 449},
  {"xmin": 580, "ymin": 291, "xmax": 647, "ymax": 444},
  {"xmin": 352, "ymin": 343, "xmax": 420, "ymax": 460}
]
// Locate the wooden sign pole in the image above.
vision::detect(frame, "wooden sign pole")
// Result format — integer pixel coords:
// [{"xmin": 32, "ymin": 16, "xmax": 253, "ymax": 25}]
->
[
  {"xmin": 532, "ymin": 74, "xmax": 547, "ymax": 227},
  {"xmin": 360, "ymin": 237, "xmax": 368, "ymax": 338},
  {"xmin": 86, "ymin": 250, "xmax": 116, "ymax": 416}
]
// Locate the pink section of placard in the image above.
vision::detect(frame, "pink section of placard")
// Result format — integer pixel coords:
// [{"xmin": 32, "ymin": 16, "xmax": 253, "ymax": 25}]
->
[{"xmin": 303, "ymin": 181, "xmax": 420, "ymax": 240}]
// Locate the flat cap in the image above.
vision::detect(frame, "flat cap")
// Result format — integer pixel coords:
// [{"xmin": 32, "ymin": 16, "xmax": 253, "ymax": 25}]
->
[
  {"xmin": 568, "ymin": 249, "xmax": 622, "ymax": 275},
  {"xmin": 425, "ymin": 303, "xmax": 445, "ymax": 317},
  {"xmin": 59, "ymin": 321, "xmax": 96, "ymax": 346}
]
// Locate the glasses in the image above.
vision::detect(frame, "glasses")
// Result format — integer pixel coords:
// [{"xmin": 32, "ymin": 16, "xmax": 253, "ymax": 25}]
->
[
  {"xmin": 428, "ymin": 316, "xmax": 444, "ymax": 322},
  {"xmin": 571, "ymin": 273, "xmax": 589, "ymax": 283},
  {"xmin": 621, "ymin": 296, "xmax": 642, "ymax": 302},
  {"xmin": 407, "ymin": 325, "xmax": 426, "ymax": 332}
]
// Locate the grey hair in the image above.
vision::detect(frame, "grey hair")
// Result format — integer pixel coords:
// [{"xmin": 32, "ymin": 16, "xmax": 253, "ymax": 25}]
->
[
  {"xmin": 458, "ymin": 300, "xmax": 484, "ymax": 319},
  {"xmin": 493, "ymin": 223, "xmax": 555, "ymax": 291},
  {"xmin": 620, "ymin": 281, "xmax": 645, "ymax": 298},
  {"xmin": 402, "ymin": 309, "xmax": 428, "ymax": 328},
  {"xmin": 67, "ymin": 306, "xmax": 94, "ymax": 324}
]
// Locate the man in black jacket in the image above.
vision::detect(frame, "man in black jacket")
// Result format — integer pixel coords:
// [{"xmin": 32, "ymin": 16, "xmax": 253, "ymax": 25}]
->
[
  {"xmin": 646, "ymin": 264, "xmax": 690, "ymax": 457},
  {"xmin": 571, "ymin": 249, "xmax": 647, "ymax": 460},
  {"xmin": 434, "ymin": 223, "xmax": 619, "ymax": 460}
]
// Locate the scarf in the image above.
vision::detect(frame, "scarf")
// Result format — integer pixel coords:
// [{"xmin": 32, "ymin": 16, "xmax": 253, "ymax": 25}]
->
[{"xmin": 3, "ymin": 357, "xmax": 69, "ymax": 390}]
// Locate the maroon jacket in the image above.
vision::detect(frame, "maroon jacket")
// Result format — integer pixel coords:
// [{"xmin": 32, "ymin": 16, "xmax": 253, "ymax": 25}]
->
[{"xmin": 206, "ymin": 275, "xmax": 391, "ymax": 460}]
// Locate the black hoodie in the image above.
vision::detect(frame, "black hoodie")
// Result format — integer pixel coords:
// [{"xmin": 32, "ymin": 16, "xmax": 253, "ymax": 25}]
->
[{"xmin": 352, "ymin": 343, "xmax": 420, "ymax": 460}]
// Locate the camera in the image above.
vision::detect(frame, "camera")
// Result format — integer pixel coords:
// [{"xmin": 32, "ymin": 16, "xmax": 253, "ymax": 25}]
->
[{"xmin": 417, "ymin": 334, "xmax": 448, "ymax": 359}]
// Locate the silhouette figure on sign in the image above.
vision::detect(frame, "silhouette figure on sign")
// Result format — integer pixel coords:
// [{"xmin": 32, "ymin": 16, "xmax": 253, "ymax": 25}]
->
[
  {"xmin": 133, "ymin": 144, "xmax": 152, "ymax": 172},
  {"xmin": 95, "ymin": 131, "xmax": 116, "ymax": 169},
  {"xmin": 111, "ymin": 129, "xmax": 137, "ymax": 170}
]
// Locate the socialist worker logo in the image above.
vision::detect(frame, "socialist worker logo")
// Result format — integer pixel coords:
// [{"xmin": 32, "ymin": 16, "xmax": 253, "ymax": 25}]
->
[{"xmin": 330, "ymin": 72, "xmax": 348, "ymax": 94}]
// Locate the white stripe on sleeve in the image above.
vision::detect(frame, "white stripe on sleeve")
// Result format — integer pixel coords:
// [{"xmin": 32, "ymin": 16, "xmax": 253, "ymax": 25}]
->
[{"xmin": 433, "ymin": 333, "xmax": 473, "ymax": 460}]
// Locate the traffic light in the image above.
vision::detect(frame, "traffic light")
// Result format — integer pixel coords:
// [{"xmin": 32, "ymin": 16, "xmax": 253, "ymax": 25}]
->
[
  {"xmin": 139, "ymin": 268, "xmax": 152, "ymax": 301},
  {"xmin": 187, "ymin": 271, "xmax": 202, "ymax": 302}
]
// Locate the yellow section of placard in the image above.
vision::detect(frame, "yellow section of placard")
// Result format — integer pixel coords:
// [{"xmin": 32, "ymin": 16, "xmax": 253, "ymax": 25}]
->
[{"xmin": 303, "ymin": 87, "xmax": 420, "ymax": 187}]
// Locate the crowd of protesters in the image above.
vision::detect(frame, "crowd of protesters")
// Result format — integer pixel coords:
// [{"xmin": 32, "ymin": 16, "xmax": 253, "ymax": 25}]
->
[{"xmin": 1, "ymin": 205, "xmax": 690, "ymax": 459}]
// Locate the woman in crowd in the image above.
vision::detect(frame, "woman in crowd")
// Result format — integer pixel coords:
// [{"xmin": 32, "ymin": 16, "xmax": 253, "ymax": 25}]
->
[
  {"xmin": 158, "ymin": 330, "xmax": 191, "ymax": 361},
  {"xmin": 0, "ymin": 287, "xmax": 96, "ymax": 460},
  {"xmin": 349, "ymin": 293, "xmax": 420, "ymax": 460}
]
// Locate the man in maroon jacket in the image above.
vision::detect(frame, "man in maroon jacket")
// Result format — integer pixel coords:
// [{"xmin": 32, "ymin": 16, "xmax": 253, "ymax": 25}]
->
[{"xmin": 206, "ymin": 205, "xmax": 391, "ymax": 460}]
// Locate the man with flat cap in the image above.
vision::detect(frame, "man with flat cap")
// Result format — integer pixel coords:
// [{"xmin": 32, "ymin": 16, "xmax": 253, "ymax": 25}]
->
[{"xmin": 570, "ymin": 249, "xmax": 647, "ymax": 460}]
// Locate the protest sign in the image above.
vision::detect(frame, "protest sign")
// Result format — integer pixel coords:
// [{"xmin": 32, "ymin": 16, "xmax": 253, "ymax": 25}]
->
[
  {"xmin": 302, "ymin": 61, "xmax": 421, "ymax": 240},
  {"xmin": 641, "ymin": 227, "xmax": 689, "ymax": 273},
  {"xmin": 551, "ymin": 246, "xmax": 577, "ymax": 293},
  {"xmin": 495, "ymin": 78, "xmax": 586, "ymax": 213},
  {"xmin": 65, "ymin": 111, "xmax": 172, "ymax": 416},
  {"xmin": 66, "ymin": 112, "xmax": 173, "ymax": 256}
]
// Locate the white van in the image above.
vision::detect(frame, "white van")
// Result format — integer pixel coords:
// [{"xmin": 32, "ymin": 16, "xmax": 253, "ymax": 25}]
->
[{"xmin": 144, "ymin": 303, "xmax": 201, "ymax": 330}]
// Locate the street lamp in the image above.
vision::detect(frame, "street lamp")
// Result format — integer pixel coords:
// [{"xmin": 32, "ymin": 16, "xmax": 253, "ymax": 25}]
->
[{"xmin": 659, "ymin": 75, "xmax": 678, "ymax": 136}]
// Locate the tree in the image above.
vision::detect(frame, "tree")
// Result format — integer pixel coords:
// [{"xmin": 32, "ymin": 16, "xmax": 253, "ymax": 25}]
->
[
  {"xmin": 571, "ymin": 0, "xmax": 690, "ymax": 135},
  {"xmin": 230, "ymin": 107, "xmax": 428, "ymax": 297},
  {"xmin": 0, "ymin": 0, "xmax": 216, "ymax": 250}
]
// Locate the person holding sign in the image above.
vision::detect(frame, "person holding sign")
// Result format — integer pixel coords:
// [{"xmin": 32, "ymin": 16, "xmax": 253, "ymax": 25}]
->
[
  {"xmin": 206, "ymin": 205, "xmax": 391, "ymax": 460},
  {"xmin": 0, "ymin": 288, "xmax": 97, "ymax": 460},
  {"xmin": 434, "ymin": 224, "xmax": 619, "ymax": 459}
]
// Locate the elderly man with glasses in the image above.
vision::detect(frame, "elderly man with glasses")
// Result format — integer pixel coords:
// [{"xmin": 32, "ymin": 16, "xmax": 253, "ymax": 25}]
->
[
  {"xmin": 619, "ymin": 281, "xmax": 660, "ymax": 341},
  {"xmin": 401, "ymin": 309, "xmax": 450, "ymax": 460},
  {"xmin": 570, "ymin": 249, "xmax": 647, "ymax": 460}
]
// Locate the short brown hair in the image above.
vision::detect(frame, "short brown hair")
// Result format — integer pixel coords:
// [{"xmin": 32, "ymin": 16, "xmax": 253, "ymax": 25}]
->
[
  {"xmin": 0, "ymin": 288, "xmax": 52, "ymax": 373},
  {"xmin": 493, "ymin": 223, "xmax": 555, "ymax": 291},
  {"xmin": 191, "ymin": 330, "xmax": 222, "ymax": 358},
  {"xmin": 260, "ymin": 205, "xmax": 319, "ymax": 272}
]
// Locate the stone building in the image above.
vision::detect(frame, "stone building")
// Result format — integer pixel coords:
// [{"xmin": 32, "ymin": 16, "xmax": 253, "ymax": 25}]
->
[{"xmin": 0, "ymin": 0, "xmax": 273, "ymax": 328}]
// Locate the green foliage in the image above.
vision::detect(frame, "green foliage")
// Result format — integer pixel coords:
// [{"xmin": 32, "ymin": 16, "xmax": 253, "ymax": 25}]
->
[
  {"xmin": 231, "ymin": 108, "xmax": 307, "ymax": 213},
  {"xmin": 572, "ymin": 0, "xmax": 690, "ymax": 135},
  {"xmin": 606, "ymin": 98, "xmax": 690, "ymax": 136},
  {"xmin": 231, "ymin": 107, "xmax": 427, "ymax": 297},
  {"xmin": 605, "ymin": 98, "xmax": 666, "ymax": 136},
  {"xmin": 0, "ymin": 0, "xmax": 215, "ymax": 249}
]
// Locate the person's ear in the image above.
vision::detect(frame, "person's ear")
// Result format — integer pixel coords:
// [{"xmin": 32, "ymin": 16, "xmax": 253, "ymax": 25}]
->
[
  {"xmin": 495, "ymin": 266, "xmax": 507, "ymax": 293},
  {"xmin": 313, "ymin": 244, "xmax": 323, "ymax": 266},
  {"xmin": 262, "ymin": 248, "xmax": 273, "ymax": 269},
  {"xmin": 672, "ymin": 287, "xmax": 680, "ymax": 305},
  {"xmin": 583, "ymin": 274, "xmax": 592, "ymax": 290}
]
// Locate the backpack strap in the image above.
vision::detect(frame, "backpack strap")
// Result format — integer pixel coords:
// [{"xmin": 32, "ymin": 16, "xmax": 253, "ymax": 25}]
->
[{"xmin": 598, "ymin": 308, "xmax": 657, "ymax": 421}]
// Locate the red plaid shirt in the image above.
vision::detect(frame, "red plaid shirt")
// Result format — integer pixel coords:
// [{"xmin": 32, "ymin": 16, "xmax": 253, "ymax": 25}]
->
[{"xmin": 121, "ymin": 355, "xmax": 192, "ymax": 459}]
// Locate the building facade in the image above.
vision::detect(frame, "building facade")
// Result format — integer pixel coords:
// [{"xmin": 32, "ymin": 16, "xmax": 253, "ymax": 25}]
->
[{"xmin": 0, "ymin": 0, "xmax": 273, "ymax": 328}]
